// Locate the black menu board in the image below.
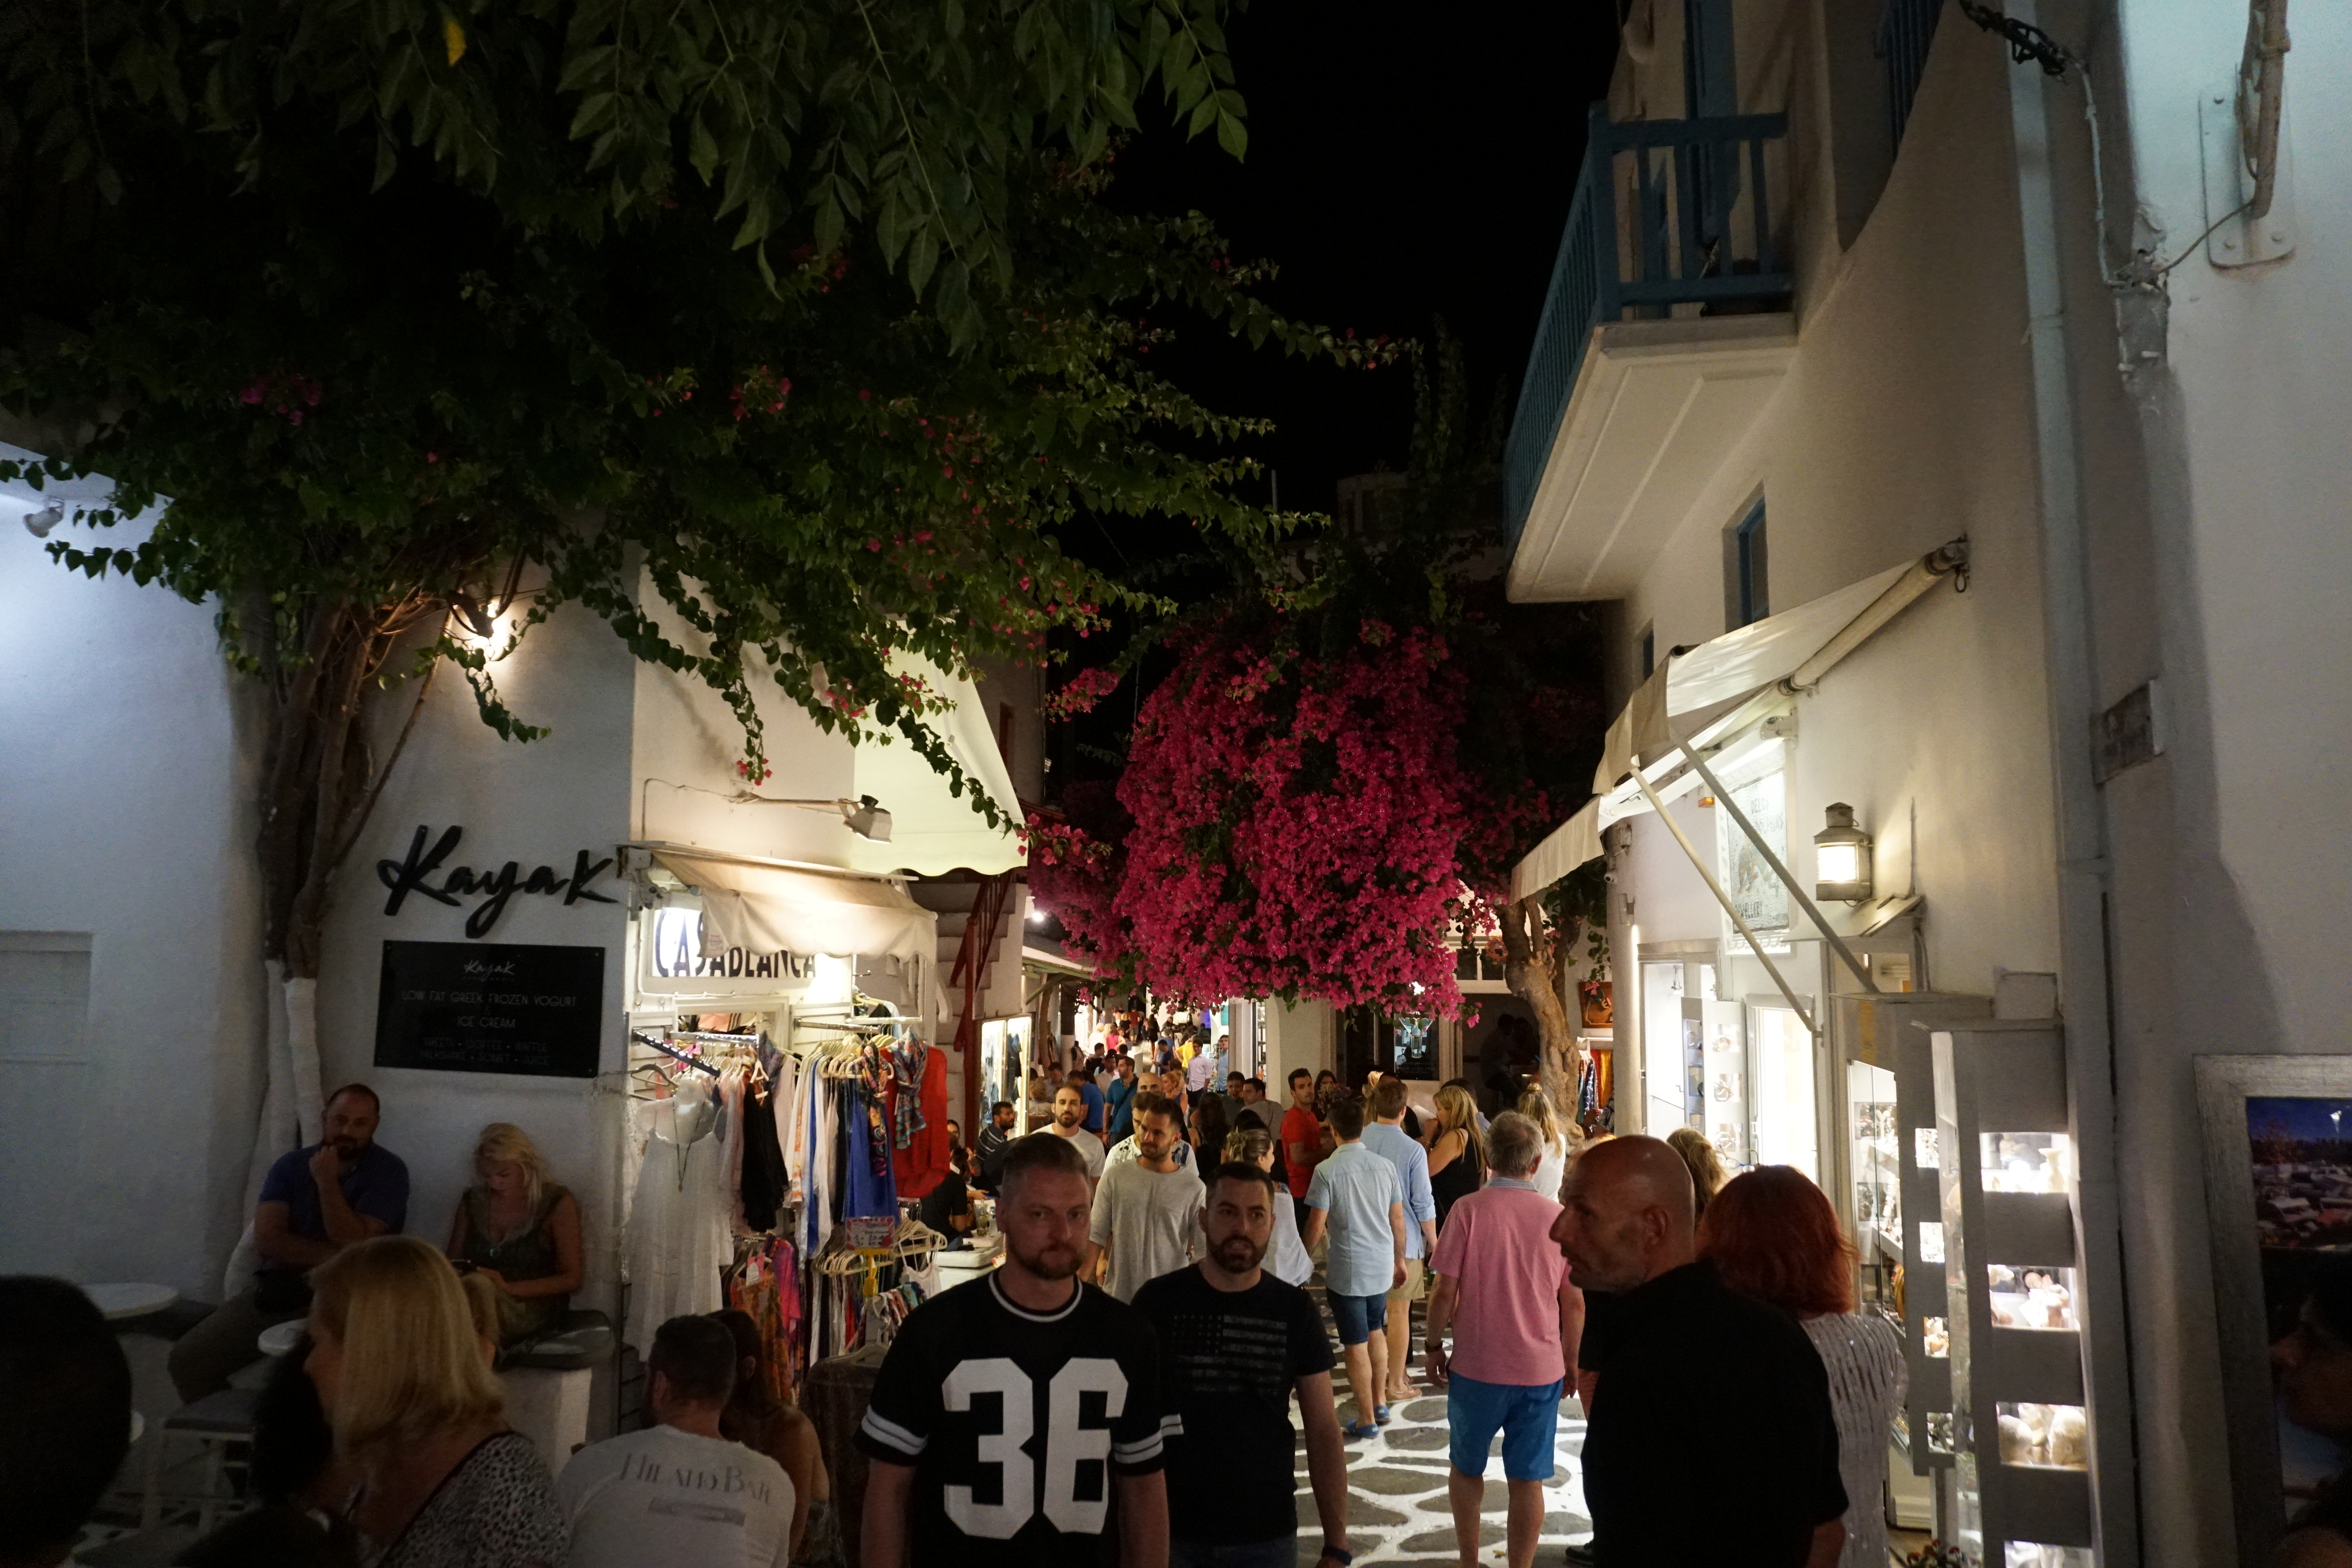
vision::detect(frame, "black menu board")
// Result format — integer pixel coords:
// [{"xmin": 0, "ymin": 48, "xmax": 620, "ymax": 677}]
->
[{"xmin": 373, "ymin": 941, "xmax": 605, "ymax": 1078}]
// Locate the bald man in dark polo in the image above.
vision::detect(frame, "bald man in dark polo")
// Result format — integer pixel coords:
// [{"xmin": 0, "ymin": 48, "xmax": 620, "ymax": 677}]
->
[{"xmin": 1552, "ymin": 1136, "xmax": 1846, "ymax": 1568}]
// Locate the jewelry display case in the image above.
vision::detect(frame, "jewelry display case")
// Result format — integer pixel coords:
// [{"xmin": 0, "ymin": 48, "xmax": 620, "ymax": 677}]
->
[
  {"xmin": 1834, "ymin": 989, "xmax": 1992, "ymax": 1493},
  {"xmin": 1932, "ymin": 1020, "xmax": 2094, "ymax": 1563}
]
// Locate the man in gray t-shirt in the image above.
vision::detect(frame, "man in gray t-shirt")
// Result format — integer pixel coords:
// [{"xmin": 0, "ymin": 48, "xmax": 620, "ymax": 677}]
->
[{"xmin": 1085, "ymin": 1094, "xmax": 1205, "ymax": 1301}]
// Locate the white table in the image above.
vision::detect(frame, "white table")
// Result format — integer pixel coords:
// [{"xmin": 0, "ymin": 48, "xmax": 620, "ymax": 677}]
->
[
  {"xmin": 257, "ymin": 1318, "xmax": 305, "ymax": 1357},
  {"xmin": 83, "ymin": 1282, "xmax": 179, "ymax": 1322}
]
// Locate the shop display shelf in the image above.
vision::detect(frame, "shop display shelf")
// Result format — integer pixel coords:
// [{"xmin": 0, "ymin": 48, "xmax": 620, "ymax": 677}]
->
[
  {"xmin": 1933, "ymin": 1021, "xmax": 2094, "ymax": 1559},
  {"xmin": 1836, "ymin": 989, "xmax": 1993, "ymax": 1480}
]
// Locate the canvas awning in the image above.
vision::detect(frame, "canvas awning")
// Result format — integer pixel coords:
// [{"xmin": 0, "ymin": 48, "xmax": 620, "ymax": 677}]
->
[
  {"xmin": 840, "ymin": 652, "xmax": 1025, "ymax": 878},
  {"xmin": 650, "ymin": 850, "xmax": 937, "ymax": 975},
  {"xmin": 1508, "ymin": 545, "xmax": 1966, "ymax": 900}
]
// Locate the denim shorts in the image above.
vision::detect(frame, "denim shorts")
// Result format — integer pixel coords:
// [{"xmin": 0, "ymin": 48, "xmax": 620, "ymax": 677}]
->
[
  {"xmin": 1327, "ymin": 1289, "xmax": 1389, "ymax": 1346},
  {"xmin": 1446, "ymin": 1370, "xmax": 1563, "ymax": 1481}
]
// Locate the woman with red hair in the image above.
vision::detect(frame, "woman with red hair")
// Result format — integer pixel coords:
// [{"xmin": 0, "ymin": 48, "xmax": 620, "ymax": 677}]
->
[{"xmin": 1700, "ymin": 1166, "xmax": 1905, "ymax": 1568}]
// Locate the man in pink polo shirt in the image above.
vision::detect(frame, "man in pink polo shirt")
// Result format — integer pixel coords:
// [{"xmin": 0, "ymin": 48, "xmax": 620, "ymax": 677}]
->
[{"xmin": 1424, "ymin": 1110, "xmax": 1585, "ymax": 1568}]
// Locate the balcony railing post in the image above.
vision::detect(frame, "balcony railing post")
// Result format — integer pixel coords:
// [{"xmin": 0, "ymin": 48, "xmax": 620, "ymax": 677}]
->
[{"xmin": 1587, "ymin": 105, "xmax": 1621, "ymax": 325}]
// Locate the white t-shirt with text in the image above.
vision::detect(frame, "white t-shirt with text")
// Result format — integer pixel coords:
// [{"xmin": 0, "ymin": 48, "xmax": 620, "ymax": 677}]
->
[{"xmin": 557, "ymin": 1425, "xmax": 794, "ymax": 1568}]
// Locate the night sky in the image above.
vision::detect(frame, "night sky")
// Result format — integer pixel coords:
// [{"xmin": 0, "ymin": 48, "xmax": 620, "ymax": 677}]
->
[{"xmin": 1045, "ymin": 2, "xmax": 1622, "ymax": 788}]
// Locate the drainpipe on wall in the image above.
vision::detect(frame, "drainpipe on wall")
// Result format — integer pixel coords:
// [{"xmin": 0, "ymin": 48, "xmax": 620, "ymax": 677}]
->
[{"xmin": 2000, "ymin": 5, "xmax": 2143, "ymax": 1562}]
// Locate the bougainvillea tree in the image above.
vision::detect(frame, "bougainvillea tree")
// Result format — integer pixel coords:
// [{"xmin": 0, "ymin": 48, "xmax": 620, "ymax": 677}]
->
[
  {"xmin": 0, "ymin": 0, "xmax": 1368, "ymax": 1154},
  {"xmin": 1029, "ymin": 333, "xmax": 1607, "ymax": 1111}
]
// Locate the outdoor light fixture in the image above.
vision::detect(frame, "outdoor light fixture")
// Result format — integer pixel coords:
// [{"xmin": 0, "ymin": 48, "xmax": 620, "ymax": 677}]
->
[
  {"xmin": 1813, "ymin": 803, "xmax": 1873, "ymax": 902},
  {"xmin": 730, "ymin": 791, "xmax": 894, "ymax": 844},
  {"xmin": 447, "ymin": 590, "xmax": 503, "ymax": 640},
  {"xmin": 22, "ymin": 504, "xmax": 62, "ymax": 539}
]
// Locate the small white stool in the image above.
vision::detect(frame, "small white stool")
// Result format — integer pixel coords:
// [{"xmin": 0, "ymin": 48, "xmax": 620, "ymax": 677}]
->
[
  {"xmin": 502, "ymin": 1366, "xmax": 594, "ymax": 1464},
  {"xmin": 140, "ymin": 1388, "xmax": 257, "ymax": 1534}
]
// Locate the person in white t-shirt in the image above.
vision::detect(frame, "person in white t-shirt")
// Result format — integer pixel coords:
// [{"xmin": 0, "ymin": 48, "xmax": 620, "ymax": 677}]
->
[
  {"xmin": 1034, "ymin": 1083, "xmax": 1108, "ymax": 1182},
  {"xmin": 559, "ymin": 1315, "xmax": 794, "ymax": 1567}
]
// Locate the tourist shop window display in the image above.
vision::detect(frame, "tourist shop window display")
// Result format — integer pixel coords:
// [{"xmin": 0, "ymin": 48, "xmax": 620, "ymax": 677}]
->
[
  {"xmin": 1834, "ymin": 988, "xmax": 1994, "ymax": 1523},
  {"xmin": 1933, "ymin": 1021, "xmax": 2096, "ymax": 1564}
]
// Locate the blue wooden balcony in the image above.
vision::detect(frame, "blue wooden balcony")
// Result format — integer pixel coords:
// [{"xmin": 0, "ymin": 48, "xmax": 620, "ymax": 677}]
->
[{"xmin": 1505, "ymin": 106, "xmax": 1794, "ymax": 546}]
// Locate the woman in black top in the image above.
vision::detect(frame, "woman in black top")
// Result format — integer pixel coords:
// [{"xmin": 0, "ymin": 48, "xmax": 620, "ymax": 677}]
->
[
  {"xmin": 1426, "ymin": 1082, "xmax": 1488, "ymax": 1234},
  {"xmin": 918, "ymin": 1124, "xmax": 974, "ymax": 1247}
]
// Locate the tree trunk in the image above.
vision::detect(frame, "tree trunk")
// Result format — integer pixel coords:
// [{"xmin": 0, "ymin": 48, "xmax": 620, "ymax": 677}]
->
[
  {"xmin": 248, "ymin": 590, "xmax": 445, "ymax": 1155},
  {"xmin": 1498, "ymin": 895, "xmax": 1582, "ymax": 1135}
]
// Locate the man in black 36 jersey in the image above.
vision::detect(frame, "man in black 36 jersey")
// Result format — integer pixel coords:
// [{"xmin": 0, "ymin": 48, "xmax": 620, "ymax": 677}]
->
[{"xmin": 858, "ymin": 1131, "xmax": 1170, "ymax": 1568}]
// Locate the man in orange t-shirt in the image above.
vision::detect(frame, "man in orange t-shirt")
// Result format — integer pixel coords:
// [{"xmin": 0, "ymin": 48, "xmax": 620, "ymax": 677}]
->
[{"xmin": 1279, "ymin": 1066, "xmax": 1326, "ymax": 1232}]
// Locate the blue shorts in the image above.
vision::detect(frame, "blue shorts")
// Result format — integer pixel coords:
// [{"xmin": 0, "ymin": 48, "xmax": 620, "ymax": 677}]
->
[
  {"xmin": 1446, "ymin": 1371, "xmax": 1562, "ymax": 1481},
  {"xmin": 1326, "ymin": 1290, "xmax": 1389, "ymax": 1346}
]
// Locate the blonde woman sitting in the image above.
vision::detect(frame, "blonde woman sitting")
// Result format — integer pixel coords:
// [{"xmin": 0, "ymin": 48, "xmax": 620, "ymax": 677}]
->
[
  {"xmin": 446, "ymin": 1124, "xmax": 583, "ymax": 1346},
  {"xmin": 306, "ymin": 1235, "xmax": 566, "ymax": 1568}
]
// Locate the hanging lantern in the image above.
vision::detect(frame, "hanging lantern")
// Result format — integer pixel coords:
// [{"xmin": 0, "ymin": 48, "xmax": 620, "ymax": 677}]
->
[{"xmin": 1814, "ymin": 803, "xmax": 1874, "ymax": 902}]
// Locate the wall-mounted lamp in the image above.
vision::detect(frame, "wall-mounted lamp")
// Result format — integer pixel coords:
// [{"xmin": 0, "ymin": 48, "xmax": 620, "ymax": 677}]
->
[
  {"xmin": 1813, "ymin": 803, "xmax": 1873, "ymax": 902},
  {"xmin": 729, "ymin": 790, "xmax": 894, "ymax": 844},
  {"xmin": 447, "ymin": 590, "xmax": 503, "ymax": 641},
  {"xmin": 22, "ymin": 504, "xmax": 64, "ymax": 539}
]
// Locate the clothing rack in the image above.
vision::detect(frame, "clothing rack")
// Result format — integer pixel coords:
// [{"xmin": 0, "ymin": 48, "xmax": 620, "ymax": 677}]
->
[{"xmin": 630, "ymin": 1031, "xmax": 721, "ymax": 1078}]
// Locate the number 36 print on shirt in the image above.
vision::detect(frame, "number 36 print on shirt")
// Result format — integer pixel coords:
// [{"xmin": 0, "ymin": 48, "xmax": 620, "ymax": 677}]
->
[{"xmin": 857, "ymin": 1273, "xmax": 1171, "ymax": 1565}]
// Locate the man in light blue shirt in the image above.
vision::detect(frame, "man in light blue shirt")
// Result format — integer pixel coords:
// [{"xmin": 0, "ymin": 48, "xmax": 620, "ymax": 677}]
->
[
  {"xmin": 1365, "ymin": 1074, "xmax": 1441, "ymax": 1402},
  {"xmin": 1302, "ymin": 1091, "xmax": 1407, "ymax": 1438}
]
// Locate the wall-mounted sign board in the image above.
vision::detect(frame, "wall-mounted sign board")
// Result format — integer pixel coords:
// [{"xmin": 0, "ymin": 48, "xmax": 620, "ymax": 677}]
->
[{"xmin": 373, "ymin": 941, "xmax": 605, "ymax": 1078}]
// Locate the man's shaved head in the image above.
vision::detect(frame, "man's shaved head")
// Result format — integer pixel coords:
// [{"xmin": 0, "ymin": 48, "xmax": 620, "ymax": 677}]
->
[{"xmin": 1551, "ymin": 1134, "xmax": 1699, "ymax": 1293}]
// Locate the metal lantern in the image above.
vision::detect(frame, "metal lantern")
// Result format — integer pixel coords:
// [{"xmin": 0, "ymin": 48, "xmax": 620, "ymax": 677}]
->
[{"xmin": 1814, "ymin": 802, "xmax": 1873, "ymax": 902}]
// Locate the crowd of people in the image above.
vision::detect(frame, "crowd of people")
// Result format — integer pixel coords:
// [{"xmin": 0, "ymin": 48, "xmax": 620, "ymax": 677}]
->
[{"xmin": 4, "ymin": 1048, "xmax": 1924, "ymax": 1568}]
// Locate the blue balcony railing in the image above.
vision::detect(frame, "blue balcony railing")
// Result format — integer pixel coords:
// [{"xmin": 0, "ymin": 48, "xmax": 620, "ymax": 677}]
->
[
  {"xmin": 1878, "ymin": 0, "xmax": 1943, "ymax": 151},
  {"xmin": 1504, "ymin": 105, "xmax": 1793, "ymax": 543}
]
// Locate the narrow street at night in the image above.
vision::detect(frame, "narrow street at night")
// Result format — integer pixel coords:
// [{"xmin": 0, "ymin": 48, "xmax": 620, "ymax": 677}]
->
[{"xmin": 1, "ymin": 3, "xmax": 2344, "ymax": 1568}]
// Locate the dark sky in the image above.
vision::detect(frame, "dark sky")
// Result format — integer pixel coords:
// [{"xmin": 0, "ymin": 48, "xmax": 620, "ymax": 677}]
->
[
  {"xmin": 1108, "ymin": 1, "xmax": 1623, "ymax": 517},
  {"xmin": 1044, "ymin": 2, "xmax": 1622, "ymax": 791}
]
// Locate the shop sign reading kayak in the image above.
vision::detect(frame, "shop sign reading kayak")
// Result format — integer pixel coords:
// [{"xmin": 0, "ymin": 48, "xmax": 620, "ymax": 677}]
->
[
  {"xmin": 376, "ymin": 825, "xmax": 617, "ymax": 939},
  {"xmin": 640, "ymin": 905, "xmax": 816, "ymax": 994}
]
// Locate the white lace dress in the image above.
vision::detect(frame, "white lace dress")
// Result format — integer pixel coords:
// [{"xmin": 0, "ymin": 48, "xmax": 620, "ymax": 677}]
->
[
  {"xmin": 623, "ymin": 1079, "xmax": 728, "ymax": 1351},
  {"xmin": 1801, "ymin": 1309, "xmax": 1907, "ymax": 1568}
]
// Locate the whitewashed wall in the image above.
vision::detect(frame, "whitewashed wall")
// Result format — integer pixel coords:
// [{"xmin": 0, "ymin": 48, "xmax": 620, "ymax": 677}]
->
[
  {"xmin": 1607, "ymin": 22, "xmax": 2064, "ymax": 1001},
  {"xmin": 2101, "ymin": 4, "xmax": 2352, "ymax": 1560},
  {"xmin": 315, "ymin": 600, "xmax": 637, "ymax": 1309},
  {"xmin": 0, "ymin": 511, "xmax": 268, "ymax": 1293}
]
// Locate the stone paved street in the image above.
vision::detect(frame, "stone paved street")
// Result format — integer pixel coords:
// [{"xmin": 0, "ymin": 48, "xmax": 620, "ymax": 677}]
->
[
  {"xmin": 1284, "ymin": 1272, "xmax": 1595, "ymax": 1566},
  {"xmin": 1287, "ymin": 1387, "xmax": 1593, "ymax": 1564}
]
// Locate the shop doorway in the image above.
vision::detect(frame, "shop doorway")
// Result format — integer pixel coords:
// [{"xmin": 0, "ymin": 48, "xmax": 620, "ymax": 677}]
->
[{"xmin": 1338, "ymin": 1005, "xmax": 1442, "ymax": 1092}]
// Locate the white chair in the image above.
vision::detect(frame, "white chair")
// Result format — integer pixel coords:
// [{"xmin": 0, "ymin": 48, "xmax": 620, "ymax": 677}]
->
[{"xmin": 139, "ymin": 1388, "xmax": 258, "ymax": 1534}]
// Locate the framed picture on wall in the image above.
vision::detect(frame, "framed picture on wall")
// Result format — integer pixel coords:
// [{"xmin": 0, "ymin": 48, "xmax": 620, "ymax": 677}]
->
[
  {"xmin": 2196, "ymin": 1055, "xmax": 2352, "ymax": 1568},
  {"xmin": 1715, "ymin": 765, "xmax": 1792, "ymax": 955}
]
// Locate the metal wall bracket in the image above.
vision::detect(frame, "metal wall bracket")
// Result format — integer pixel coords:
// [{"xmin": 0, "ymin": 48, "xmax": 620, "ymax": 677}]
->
[{"xmin": 2200, "ymin": 80, "xmax": 2294, "ymax": 268}]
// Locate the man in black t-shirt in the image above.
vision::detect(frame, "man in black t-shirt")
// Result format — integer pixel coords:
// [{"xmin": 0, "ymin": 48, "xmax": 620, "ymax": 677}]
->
[
  {"xmin": 1552, "ymin": 1137, "xmax": 1847, "ymax": 1568},
  {"xmin": 858, "ymin": 1132, "xmax": 1169, "ymax": 1567},
  {"xmin": 1132, "ymin": 1162, "xmax": 1351, "ymax": 1568}
]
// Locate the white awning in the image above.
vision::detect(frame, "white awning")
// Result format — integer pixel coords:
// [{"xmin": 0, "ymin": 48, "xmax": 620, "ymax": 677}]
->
[
  {"xmin": 651, "ymin": 850, "xmax": 937, "ymax": 988},
  {"xmin": 1509, "ymin": 798, "xmax": 1605, "ymax": 903},
  {"xmin": 1508, "ymin": 549, "xmax": 1962, "ymax": 898},
  {"xmin": 841, "ymin": 652, "xmax": 1025, "ymax": 878},
  {"xmin": 1596, "ymin": 563, "xmax": 1910, "ymax": 788}
]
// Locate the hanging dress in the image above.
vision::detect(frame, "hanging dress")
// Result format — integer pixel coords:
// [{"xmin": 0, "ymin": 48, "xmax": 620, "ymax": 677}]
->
[{"xmin": 625, "ymin": 1076, "xmax": 727, "ymax": 1351}]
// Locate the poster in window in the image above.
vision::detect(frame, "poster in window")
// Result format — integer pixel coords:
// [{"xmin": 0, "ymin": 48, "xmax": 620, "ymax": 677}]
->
[
  {"xmin": 2197, "ymin": 1057, "xmax": 2352, "ymax": 1566},
  {"xmin": 1716, "ymin": 768, "xmax": 1792, "ymax": 954}
]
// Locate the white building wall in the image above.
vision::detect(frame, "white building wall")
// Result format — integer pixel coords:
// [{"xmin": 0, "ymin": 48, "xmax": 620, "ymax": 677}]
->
[
  {"xmin": 315, "ymin": 600, "xmax": 638, "ymax": 1310},
  {"xmin": 0, "ymin": 513, "xmax": 268, "ymax": 1293},
  {"xmin": 2100, "ymin": 4, "xmax": 2352, "ymax": 1560},
  {"xmin": 1609, "ymin": 21, "xmax": 2064, "ymax": 1003}
]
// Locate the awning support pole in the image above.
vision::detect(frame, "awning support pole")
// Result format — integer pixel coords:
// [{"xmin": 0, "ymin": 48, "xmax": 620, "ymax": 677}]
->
[
  {"xmin": 1672, "ymin": 738, "xmax": 1882, "ymax": 995},
  {"xmin": 1630, "ymin": 768, "xmax": 1821, "ymax": 1038}
]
